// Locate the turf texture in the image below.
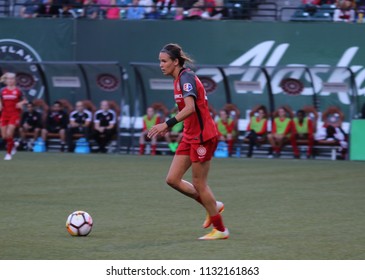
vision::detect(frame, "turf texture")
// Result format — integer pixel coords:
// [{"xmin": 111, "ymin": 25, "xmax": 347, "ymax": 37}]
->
[{"xmin": 0, "ymin": 153, "xmax": 364, "ymax": 260}]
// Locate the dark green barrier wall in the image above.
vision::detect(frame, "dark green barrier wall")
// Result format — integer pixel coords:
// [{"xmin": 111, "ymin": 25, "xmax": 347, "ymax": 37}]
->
[{"xmin": 1, "ymin": 18, "xmax": 365, "ymax": 118}]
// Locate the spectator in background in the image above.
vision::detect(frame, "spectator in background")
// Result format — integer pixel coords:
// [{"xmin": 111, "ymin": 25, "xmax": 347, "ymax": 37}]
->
[
  {"xmin": 19, "ymin": 102, "xmax": 42, "ymax": 151},
  {"xmin": 106, "ymin": 0, "xmax": 121, "ymax": 19},
  {"xmin": 215, "ymin": 109, "xmax": 236, "ymax": 156},
  {"xmin": 81, "ymin": 0, "xmax": 99, "ymax": 18},
  {"xmin": 67, "ymin": 101, "xmax": 92, "ymax": 152},
  {"xmin": 97, "ymin": 0, "xmax": 112, "ymax": 18},
  {"xmin": 201, "ymin": 0, "xmax": 229, "ymax": 20},
  {"xmin": 267, "ymin": 106, "xmax": 294, "ymax": 158},
  {"xmin": 139, "ymin": 106, "xmax": 161, "ymax": 155},
  {"xmin": 290, "ymin": 110, "xmax": 314, "ymax": 159},
  {"xmin": 156, "ymin": 0, "xmax": 174, "ymax": 16},
  {"xmin": 140, "ymin": 0, "xmax": 154, "ymax": 15},
  {"xmin": 93, "ymin": 100, "xmax": 116, "ymax": 153},
  {"xmin": 38, "ymin": 0, "xmax": 60, "ymax": 17},
  {"xmin": 164, "ymin": 106, "xmax": 183, "ymax": 153},
  {"xmin": 333, "ymin": 0, "xmax": 355, "ymax": 21},
  {"xmin": 20, "ymin": 0, "xmax": 41, "ymax": 18},
  {"xmin": 185, "ymin": 0, "xmax": 204, "ymax": 19},
  {"xmin": 41, "ymin": 101, "xmax": 68, "ymax": 151},
  {"xmin": 126, "ymin": 0, "xmax": 145, "ymax": 19},
  {"xmin": 245, "ymin": 105, "xmax": 268, "ymax": 158}
]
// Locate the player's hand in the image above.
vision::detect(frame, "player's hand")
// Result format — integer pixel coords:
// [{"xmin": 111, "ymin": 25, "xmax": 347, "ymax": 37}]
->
[
  {"xmin": 15, "ymin": 102, "xmax": 23, "ymax": 109},
  {"xmin": 148, "ymin": 123, "xmax": 168, "ymax": 139}
]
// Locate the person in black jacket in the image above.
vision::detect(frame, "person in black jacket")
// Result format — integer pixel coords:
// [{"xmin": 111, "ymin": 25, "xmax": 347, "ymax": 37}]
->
[{"xmin": 41, "ymin": 101, "xmax": 68, "ymax": 151}]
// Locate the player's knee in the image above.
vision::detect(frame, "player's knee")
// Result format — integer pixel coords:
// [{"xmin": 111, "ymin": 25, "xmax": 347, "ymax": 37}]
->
[{"xmin": 165, "ymin": 175, "xmax": 178, "ymax": 188}]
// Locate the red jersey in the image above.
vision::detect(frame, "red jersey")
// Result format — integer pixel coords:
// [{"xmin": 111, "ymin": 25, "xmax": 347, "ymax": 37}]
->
[
  {"xmin": 0, "ymin": 87, "xmax": 23, "ymax": 117},
  {"xmin": 174, "ymin": 68, "xmax": 217, "ymax": 143}
]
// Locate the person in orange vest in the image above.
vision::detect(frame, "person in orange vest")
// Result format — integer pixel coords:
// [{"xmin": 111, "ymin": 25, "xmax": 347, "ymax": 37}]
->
[
  {"xmin": 267, "ymin": 106, "xmax": 294, "ymax": 158},
  {"xmin": 245, "ymin": 105, "xmax": 268, "ymax": 158},
  {"xmin": 290, "ymin": 110, "xmax": 314, "ymax": 159},
  {"xmin": 215, "ymin": 109, "xmax": 236, "ymax": 155},
  {"xmin": 139, "ymin": 106, "xmax": 161, "ymax": 155}
]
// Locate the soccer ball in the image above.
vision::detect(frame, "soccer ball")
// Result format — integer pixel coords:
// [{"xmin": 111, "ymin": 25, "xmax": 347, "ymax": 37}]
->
[{"xmin": 66, "ymin": 210, "xmax": 93, "ymax": 236}]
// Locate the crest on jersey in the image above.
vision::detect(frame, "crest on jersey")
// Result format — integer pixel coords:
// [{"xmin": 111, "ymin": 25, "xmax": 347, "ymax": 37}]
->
[
  {"xmin": 183, "ymin": 83, "xmax": 193, "ymax": 92},
  {"xmin": 197, "ymin": 146, "xmax": 207, "ymax": 157}
]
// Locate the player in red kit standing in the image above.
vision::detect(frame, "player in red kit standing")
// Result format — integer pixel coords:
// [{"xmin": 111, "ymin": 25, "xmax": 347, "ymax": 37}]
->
[
  {"xmin": 148, "ymin": 43, "xmax": 229, "ymax": 240},
  {"xmin": 0, "ymin": 72, "xmax": 27, "ymax": 160}
]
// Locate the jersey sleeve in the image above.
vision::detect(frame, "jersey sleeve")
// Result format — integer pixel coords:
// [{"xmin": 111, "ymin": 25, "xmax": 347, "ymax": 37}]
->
[
  {"xmin": 179, "ymin": 72, "xmax": 198, "ymax": 99},
  {"xmin": 85, "ymin": 110, "xmax": 92, "ymax": 122},
  {"xmin": 70, "ymin": 111, "xmax": 76, "ymax": 122},
  {"xmin": 94, "ymin": 112, "xmax": 100, "ymax": 123},
  {"xmin": 109, "ymin": 110, "xmax": 116, "ymax": 124}
]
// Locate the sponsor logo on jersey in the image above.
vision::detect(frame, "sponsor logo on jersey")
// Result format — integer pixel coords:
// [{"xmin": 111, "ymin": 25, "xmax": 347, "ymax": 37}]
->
[{"xmin": 183, "ymin": 83, "xmax": 193, "ymax": 92}]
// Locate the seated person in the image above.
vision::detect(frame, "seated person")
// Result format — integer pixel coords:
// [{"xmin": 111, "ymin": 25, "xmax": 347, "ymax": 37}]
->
[
  {"xmin": 93, "ymin": 100, "xmax": 117, "ymax": 153},
  {"xmin": 315, "ymin": 110, "xmax": 348, "ymax": 160},
  {"xmin": 267, "ymin": 106, "xmax": 294, "ymax": 158},
  {"xmin": 164, "ymin": 106, "xmax": 183, "ymax": 153},
  {"xmin": 139, "ymin": 106, "xmax": 161, "ymax": 155},
  {"xmin": 290, "ymin": 110, "xmax": 314, "ymax": 159},
  {"xmin": 245, "ymin": 105, "xmax": 268, "ymax": 158},
  {"xmin": 215, "ymin": 109, "xmax": 236, "ymax": 155},
  {"xmin": 333, "ymin": 0, "xmax": 355, "ymax": 22},
  {"xmin": 20, "ymin": 0, "xmax": 41, "ymax": 18},
  {"xmin": 67, "ymin": 101, "xmax": 92, "ymax": 152},
  {"xmin": 41, "ymin": 101, "xmax": 69, "ymax": 151},
  {"xmin": 19, "ymin": 101, "xmax": 43, "ymax": 150}
]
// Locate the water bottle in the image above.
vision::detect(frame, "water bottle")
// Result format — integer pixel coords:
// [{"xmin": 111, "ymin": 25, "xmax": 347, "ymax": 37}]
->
[{"xmin": 236, "ymin": 145, "xmax": 241, "ymax": 158}]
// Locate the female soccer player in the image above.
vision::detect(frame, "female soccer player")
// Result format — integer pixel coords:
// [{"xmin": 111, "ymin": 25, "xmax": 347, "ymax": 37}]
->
[
  {"xmin": 0, "ymin": 72, "xmax": 27, "ymax": 160},
  {"xmin": 148, "ymin": 43, "xmax": 229, "ymax": 240}
]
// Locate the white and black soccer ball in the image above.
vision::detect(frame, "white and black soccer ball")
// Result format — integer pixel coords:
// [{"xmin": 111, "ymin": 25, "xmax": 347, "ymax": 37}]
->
[{"xmin": 66, "ymin": 210, "xmax": 93, "ymax": 236}]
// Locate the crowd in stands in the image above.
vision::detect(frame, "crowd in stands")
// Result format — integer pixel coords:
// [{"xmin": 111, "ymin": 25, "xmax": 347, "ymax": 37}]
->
[
  {"xmin": 13, "ymin": 0, "xmax": 365, "ymax": 21},
  {"xmin": 299, "ymin": 0, "xmax": 365, "ymax": 22},
  {"xmin": 18, "ymin": 0, "xmax": 231, "ymax": 20}
]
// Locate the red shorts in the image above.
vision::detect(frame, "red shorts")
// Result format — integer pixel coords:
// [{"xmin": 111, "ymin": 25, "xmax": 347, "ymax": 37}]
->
[
  {"xmin": 176, "ymin": 136, "xmax": 218, "ymax": 163},
  {"xmin": 1, "ymin": 115, "xmax": 20, "ymax": 127}
]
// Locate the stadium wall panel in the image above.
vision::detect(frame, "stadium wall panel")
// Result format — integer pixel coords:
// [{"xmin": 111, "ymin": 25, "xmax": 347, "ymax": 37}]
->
[{"xmin": 0, "ymin": 19, "xmax": 364, "ymax": 117}]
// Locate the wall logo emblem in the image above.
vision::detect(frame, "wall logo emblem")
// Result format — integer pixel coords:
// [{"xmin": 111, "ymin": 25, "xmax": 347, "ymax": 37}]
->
[
  {"xmin": 199, "ymin": 76, "xmax": 217, "ymax": 95},
  {"xmin": 280, "ymin": 78, "xmax": 304, "ymax": 95},
  {"xmin": 96, "ymin": 73, "xmax": 119, "ymax": 91},
  {"xmin": 0, "ymin": 39, "xmax": 43, "ymax": 99}
]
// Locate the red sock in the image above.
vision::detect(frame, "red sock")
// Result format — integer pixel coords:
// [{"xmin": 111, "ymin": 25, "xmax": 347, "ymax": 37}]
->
[
  {"xmin": 139, "ymin": 144, "xmax": 145, "ymax": 155},
  {"xmin": 151, "ymin": 145, "xmax": 157, "ymax": 155},
  {"xmin": 6, "ymin": 138, "xmax": 14, "ymax": 154},
  {"xmin": 210, "ymin": 213, "xmax": 225, "ymax": 232}
]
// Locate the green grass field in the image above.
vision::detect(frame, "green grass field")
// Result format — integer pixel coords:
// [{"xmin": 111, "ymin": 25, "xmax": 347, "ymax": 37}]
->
[{"xmin": 0, "ymin": 152, "xmax": 364, "ymax": 260}]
